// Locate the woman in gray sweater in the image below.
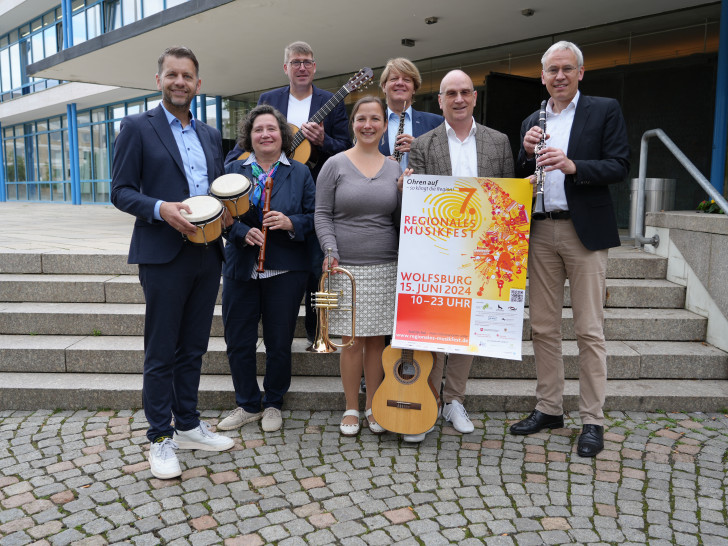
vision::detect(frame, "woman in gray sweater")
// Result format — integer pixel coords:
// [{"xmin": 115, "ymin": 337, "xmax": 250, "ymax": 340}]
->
[{"xmin": 315, "ymin": 97, "xmax": 401, "ymax": 436}]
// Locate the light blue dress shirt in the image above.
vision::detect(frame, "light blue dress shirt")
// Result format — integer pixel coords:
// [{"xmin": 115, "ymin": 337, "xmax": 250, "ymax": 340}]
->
[{"xmin": 154, "ymin": 103, "xmax": 209, "ymax": 220}]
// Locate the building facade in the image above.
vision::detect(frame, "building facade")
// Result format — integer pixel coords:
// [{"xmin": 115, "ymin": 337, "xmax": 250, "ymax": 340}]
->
[{"xmin": 0, "ymin": 0, "xmax": 725, "ymax": 220}]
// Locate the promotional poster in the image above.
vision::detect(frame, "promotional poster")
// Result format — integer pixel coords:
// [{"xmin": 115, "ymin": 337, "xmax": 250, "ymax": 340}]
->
[{"xmin": 392, "ymin": 175, "xmax": 532, "ymax": 361}]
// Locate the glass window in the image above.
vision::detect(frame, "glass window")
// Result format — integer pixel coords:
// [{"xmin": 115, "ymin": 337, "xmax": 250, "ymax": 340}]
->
[
  {"xmin": 39, "ymin": 183, "xmax": 51, "ymax": 200},
  {"xmin": 31, "ymin": 32, "xmax": 44, "ymax": 63},
  {"xmin": 111, "ymin": 104, "xmax": 125, "ymax": 119},
  {"xmin": 37, "ymin": 133, "xmax": 50, "ymax": 182},
  {"xmin": 50, "ymin": 130, "xmax": 64, "ymax": 180},
  {"xmin": 43, "ymin": 27, "xmax": 58, "ymax": 57},
  {"xmin": 87, "ymin": 5, "xmax": 102, "ymax": 40},
  {"xmin": 0, "ymin": 49, "xmax": 10, "ymax": 92},
  {"xmin": 77, "ymin": 125, "xmax": 92, "ymax": 180},
  {"xmin": 9, "ymin": 43, "xmax": 21, "ymax": 90},
  {"xmin": 15, "ymin": 137, "xmax": 26, "ymax": 182},
  {"xmin": 126, "ymin": 101, "xmax": 143, "ymax": 114},
  {"xmin": 4, "ymin": 139, "xmax": 15, "ymax": 182},
  {"xmin": 145, "ymin": 0, "xmax": 164, "ymax": 17},
  {"xmin": 122, "ymin": 0, "xmax": 139, "ymax": 26},
  {"xmin": 72, "ymin": 12, "xmax": 87, "ymax": 45},
  {"xmin": 104, "ymin": 0, "xmax": 122, "ymax": 31},
  {"xmin": 91, "ymin": 108, "xmax": 106, "ymax": 123},
  {"xmin": 93, "ymin": 122, "xmax": 109, "ymax": 180}
]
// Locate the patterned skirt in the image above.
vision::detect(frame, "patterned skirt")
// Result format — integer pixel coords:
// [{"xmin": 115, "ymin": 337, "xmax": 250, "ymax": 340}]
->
[{"xmin": 327, "ymin": 261, "xmax": 397, "ymax": 337}]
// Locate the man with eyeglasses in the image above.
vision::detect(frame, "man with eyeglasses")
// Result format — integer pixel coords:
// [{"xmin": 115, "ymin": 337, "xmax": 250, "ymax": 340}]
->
[
  {"xmin": 225, "ymin": 41, "xmax": 349, "ymax": 348},
  {"xmin": 225, "ymin": 41, "xmax": 349, "ymax": 175},
  {"xmin": 403, "ymin": 69, "xmax": 514, "ymax": 443},
  {"xmin": 509, "ymin": 41, "xmax": 629, "ymax": 458}
]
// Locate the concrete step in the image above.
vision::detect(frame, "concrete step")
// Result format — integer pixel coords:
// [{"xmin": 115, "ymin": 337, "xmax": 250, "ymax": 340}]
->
[
  {"xmin": 605, "ymin": 246, "xmax": 667, "ymax": 279},
  {"xmin": 2, "ymin": 335, "xmax": 725, "ymax": 380},
  {"xmin": 0, "ymin": 274, "xmax": 685, "ymax": 308},
  {"xmin": 0, "ymin": 274, "xmax": 224, "ymax": 304},
  {"xmin": 0, "ymin": 303, "xmax": 706, "ymax": 341},
  {"xmin": 0, "ymin": 245, "xmax": 666, "ymax": 277},
  {"xmin": 1, "ymin": 373, "xmax": 726, "ymax": 413},
  {"xmin": 0, "ymin": 251, "xmax": 135, "ymax": 275}
]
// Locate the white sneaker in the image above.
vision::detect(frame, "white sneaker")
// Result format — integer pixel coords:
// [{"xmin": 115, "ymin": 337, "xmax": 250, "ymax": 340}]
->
[
  {"xmin": 403, "ymin": 426, "xmax": 434, "ymax": 443},
  {"xmin": 173, "ymin": 421, "xmax": 234, "ymax": 451},
  {"xmin": 443, "ymin": 400, "xmax": 474, "ymax": 433},
  {"xmin": 148, "ymin": 437, "xmax": 181, "ymax": 479},
  {"xmin": 261, "ymin": 407, "xmax": 282, "ymax": 432},
  {"xmin": 217, "ymin": 407, "xmax": 262, "ymax": 431}
]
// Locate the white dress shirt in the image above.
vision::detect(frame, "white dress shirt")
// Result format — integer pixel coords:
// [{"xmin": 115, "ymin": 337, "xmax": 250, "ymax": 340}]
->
[
  {"xmin": 445, "ymin": 118, "xmax": 478, "ymax": 177},
  {"xmin": 543, "ymin": 91, "xmax": 580, "ymax": 212}
]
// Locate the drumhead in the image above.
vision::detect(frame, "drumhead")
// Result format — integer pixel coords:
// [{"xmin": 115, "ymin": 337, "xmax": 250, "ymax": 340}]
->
[
  {"xmin": 181, "ymin": 195, "xmax": 223, "ymax": 223},
  {"xmin": 210, "ymin": 173, "xmax": 251, "ymax": 198}
]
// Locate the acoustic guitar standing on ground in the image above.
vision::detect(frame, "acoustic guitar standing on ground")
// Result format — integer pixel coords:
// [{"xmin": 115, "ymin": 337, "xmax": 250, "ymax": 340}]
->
[
  {"xmin": 372, "ymin": 346, "xmax": 440, "ymax": 435},
  {"xmin": 238, "ymin": 67, "xmax": 374, "ymax": 168}
]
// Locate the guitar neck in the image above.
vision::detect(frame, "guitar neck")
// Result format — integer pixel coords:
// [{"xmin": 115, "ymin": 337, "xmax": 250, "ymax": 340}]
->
[{"xmin": 289, "ymin": 85, "xmax": 350, "ymax": 153}]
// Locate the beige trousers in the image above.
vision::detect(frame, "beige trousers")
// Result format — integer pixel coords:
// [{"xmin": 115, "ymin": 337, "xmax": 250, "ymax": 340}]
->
[
  {"xmin": 430, "ymin": 352, "xmax": 473, "ymax": 405},
  {"xmin": 528, "ymin": 218, "xmax": 608, "ymax": 425}
]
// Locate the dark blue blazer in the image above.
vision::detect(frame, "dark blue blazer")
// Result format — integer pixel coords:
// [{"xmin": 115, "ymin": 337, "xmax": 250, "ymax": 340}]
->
[
  {"xmin": 223, "ymin": 160, "xmax": 315, "ymax": 281},
  {"xmin": 516, "ymin": 95, "xmax": 630, "ymax": 251},
  {"xmin": 111, "ymin": 104, "xmax": 224, "ymax": 264},
  {"xmin": 224, "ymin": 85, "xmax": 351, "ymax": 180},
  {"xmin": 378, "ymin": 108, "xmax": 444, "ymax": 156}
]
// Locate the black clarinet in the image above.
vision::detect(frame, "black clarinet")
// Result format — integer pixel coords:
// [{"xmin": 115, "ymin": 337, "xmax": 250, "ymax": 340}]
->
[
  {"xmin": 532, "ymin": 100, "xmax": 548, "ymax": 220},
  {"xmin": 392, "ymin": 101, "xmax": 408, "ymax": 162}
]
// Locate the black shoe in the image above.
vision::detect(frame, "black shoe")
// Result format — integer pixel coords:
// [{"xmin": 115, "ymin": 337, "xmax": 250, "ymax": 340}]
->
[
  {"xmin": 360, "ymin": 377, "xmax": 366, "ymax": 393},
  {"xmin": 577, "ymin": 424, "xmax": 604, "ymax": 457},
  {"xmin": 509, "ymin": 409, "xmax": 564, "ymax": 435}
]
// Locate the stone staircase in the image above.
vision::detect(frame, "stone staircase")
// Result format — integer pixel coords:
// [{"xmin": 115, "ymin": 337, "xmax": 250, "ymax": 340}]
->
[{"xmin": 1, "ymin": 246, "xmax": 727, "ymax": 412}]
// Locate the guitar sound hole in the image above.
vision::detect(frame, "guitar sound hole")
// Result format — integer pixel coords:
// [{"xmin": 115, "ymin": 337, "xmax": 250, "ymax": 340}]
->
[{"xmin": 394, "ymin": 360, "xmax": 420, "ymax": 385}]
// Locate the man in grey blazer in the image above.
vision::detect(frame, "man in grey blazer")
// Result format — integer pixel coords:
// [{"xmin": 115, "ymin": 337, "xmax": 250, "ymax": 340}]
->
[{"xmin": 405, "ymin": 70, "xmax": 514, "ymax": 442}]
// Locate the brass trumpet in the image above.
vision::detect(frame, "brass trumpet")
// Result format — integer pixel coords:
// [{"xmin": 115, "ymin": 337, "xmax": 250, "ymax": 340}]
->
[{"xmin": 306, "ymin": 248, "xmax": 356, "ymax": 353}]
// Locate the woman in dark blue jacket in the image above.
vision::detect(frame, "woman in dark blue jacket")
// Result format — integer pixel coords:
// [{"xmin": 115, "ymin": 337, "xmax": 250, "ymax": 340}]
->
[{"xmin": 217, "ymin": 104, "xmax": 315, "ymax": 433}]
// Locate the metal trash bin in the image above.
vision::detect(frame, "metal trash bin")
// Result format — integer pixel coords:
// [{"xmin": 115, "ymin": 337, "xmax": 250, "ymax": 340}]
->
[{"xmin": 630, "ymin": 178, "xmax": 676, "ymax": 235}]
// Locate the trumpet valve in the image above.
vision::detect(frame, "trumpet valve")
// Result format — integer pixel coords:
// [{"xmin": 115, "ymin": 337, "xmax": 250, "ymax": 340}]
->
[{"xmin": 312, "ymin": 291, "xmax": 339, "ymax": 309}]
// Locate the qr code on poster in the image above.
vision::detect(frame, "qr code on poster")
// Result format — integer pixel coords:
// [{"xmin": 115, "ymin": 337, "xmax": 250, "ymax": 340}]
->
[{"xmin": 510, "ymin": 289, "xmax": 525, "ymax": 303}]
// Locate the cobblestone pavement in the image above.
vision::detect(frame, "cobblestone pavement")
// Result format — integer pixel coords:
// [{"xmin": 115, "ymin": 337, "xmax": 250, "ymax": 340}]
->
[{"xmin": 1, "ymin": 409, "xmax": 727, "ymax": 545}]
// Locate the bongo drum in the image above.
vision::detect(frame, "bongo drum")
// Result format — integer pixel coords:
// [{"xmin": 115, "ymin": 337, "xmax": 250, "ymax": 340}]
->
[
  {"xmin": 180, "ymin": 195, "xmax": 223, "ymax": 245},
  {"xmin": 210, "ymin": 174, "xmax": 252, "ymax": 219}
]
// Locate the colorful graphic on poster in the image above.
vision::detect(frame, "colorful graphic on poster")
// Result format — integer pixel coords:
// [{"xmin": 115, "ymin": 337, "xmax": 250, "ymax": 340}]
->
[{"xmin": 392, "ymin": 175, "xmax": 532, "ymax": 360}]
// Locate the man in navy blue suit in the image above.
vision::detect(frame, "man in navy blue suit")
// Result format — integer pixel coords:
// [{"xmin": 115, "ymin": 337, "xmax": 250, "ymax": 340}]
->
[
  {"xmin": 226, "ymin": 41, "xmax": 350, "ymax": 343},
  {"xmin": 111, "ymin": 46, "xmax": 234, "ymax": 480},
  {"xmin": 378, "ymin": 57, "xmax": 443, "ymax": 168},
  {"xmin": 509, "ymin": 41, "xmax": 630, "ymax": 458}
]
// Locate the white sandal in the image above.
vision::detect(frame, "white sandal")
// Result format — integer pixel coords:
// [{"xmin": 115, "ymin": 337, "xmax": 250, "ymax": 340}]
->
[
  {"xmin": 365, "ymin": 409, "xmax": 386, "ymax": 435},
  {"xmin": 339, "ymin": 409, "xmax": 360, "ymax": 436}
]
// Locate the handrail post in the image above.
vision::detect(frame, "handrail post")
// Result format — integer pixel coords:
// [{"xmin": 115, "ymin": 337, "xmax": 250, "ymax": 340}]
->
[{"xmin": 632, "ymin": 128, "xmax": 728, "ymax": 248}]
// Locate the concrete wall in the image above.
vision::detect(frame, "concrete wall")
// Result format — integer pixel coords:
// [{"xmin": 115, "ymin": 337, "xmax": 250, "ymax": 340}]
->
[{"xmin": 645, "ymin": 211, "xmax": 728, "ymax": 351}]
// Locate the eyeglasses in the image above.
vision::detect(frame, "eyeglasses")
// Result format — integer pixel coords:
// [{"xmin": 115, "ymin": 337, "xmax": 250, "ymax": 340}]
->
[
  {"xmin": 288, "ymin": 59, "xmax": 314, "ymax": 69},
  {"xmin": 544, "ymin": 66, "xmax": 578, "ymax": 76},
  {"xmin": 440, "ymin": 89, "xmax": 474, "ymax": 99}
]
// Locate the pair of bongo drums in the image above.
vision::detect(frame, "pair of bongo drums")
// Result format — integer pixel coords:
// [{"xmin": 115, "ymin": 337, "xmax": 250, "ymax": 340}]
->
[{"xmin": 179, "ymin": 174, "xmax": 252, "ymax": 246}]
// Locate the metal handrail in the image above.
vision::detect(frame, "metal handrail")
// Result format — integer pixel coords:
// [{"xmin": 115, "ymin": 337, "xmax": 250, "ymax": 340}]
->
[{"xmin": 633, "ymin": 129, "xmax": 728, "ymax": 247}]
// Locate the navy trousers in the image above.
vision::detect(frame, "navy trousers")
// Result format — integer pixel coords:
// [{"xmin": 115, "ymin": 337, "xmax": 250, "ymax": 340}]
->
[
  {"xmin": 138, "ymin": 244, "xmax": 222, "ymax": 442},
  {"xmin": 222, "ymin": 270, "xmax": 307, "ymax": 412}
]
